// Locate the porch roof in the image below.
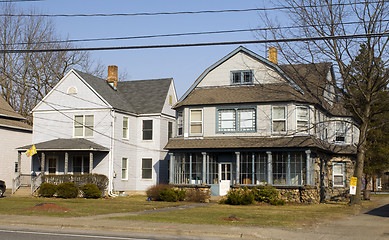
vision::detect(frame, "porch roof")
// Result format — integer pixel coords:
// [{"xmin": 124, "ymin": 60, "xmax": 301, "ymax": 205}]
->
[
  {"xmin": 165, "ymin": 136, "xmax": 356, "ymax": 155},
  {"xmin": 17, "ymin": 138, "xmax": 109, "ymax": 152}
]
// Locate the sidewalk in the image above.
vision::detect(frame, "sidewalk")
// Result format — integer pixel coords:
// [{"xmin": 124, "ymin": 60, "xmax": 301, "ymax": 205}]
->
[{"xmin": 0, "ymin": 196, "xmax": 388, "ymax": 239}]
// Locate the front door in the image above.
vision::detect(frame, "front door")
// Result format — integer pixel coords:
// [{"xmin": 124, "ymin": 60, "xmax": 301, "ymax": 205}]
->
[
  {"xmin": 47, "ymin": 157, "xmax": 57, "ymax": 174},
  {"xmin": 219, "ymin": 163, "xmax": 231, "ymax": 195}
]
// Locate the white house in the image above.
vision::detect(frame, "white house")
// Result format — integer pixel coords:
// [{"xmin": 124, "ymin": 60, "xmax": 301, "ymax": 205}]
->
[
  {"xmin": 19, "ymin": 66, "xmax": 177, "ymax": 194},
  {"xmin": 165, "ymin": 46, "xmax": 359, "ymax": 202},
  {"xmin": 0, "ymin": 96, "xmax": 32, "ymax": 192}
]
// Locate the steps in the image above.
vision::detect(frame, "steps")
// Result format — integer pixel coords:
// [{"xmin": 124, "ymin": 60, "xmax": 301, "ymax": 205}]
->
[{"xmin": 11, "ymin": 186, "xmax": 32, "ymax": 197}]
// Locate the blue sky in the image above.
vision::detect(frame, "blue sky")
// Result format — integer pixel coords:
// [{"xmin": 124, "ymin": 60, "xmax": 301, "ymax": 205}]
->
[{"xmin": 20, "ymin": 0, "xmax": 283, "ymax": 98}]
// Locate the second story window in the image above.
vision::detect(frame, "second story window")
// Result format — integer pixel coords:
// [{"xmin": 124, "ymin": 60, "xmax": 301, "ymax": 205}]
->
[
  {"xmin": 142, "ymin": 120, "xmax": 153, "ymax": 140},
  {"xmin": 296, "ymin": 106, "xmax": 308, "ymax": 134},
  {"xmin": 74, "ymin": 115, "xmax": 94, "ymax": 137},
  {"xmin": 217, "ymin": 108, "xmax": 256, "ymax": 132},
  {"xmin": 231, "ymin": 70, "xmax": 253, "ymax": 85},
  {"xmin": 168, "ymin": 121, "xmax": 173, "ymax": 139},
  {"xmin": 272, "ymin": 106, "xmax": 286, "ymax": 133},
  {"xmin": 123, "ymin": 117, "xmax": 129, "ymax": 139},
  {"xmin": 190, "ymin": 109, "xmax": 202, "ymax": 135},
  {"xmin": 177, "ymin": 111, "xmax": 183, "ymax": 136},
  {"xmin": 335, "ymin": 121, "xmax": 346, "ymax": 142}
]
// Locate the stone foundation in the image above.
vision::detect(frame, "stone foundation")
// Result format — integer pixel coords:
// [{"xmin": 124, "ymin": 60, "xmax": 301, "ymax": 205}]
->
[
  {"xmin": 173, "ymin": 184, "xmax": 211, "ymax": 203},
  {"xmin": 278, "ymin": 186, "xmax": 319, "ymax": 203}
]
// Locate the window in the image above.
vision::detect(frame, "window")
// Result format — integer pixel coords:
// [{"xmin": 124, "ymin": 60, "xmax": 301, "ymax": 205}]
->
[
  {"xmin": 240, "ymin": 152, "xmax": 267, "ymax": 185},
  {"xmin": 333, "ymin": 162, "xmax": 345, "ymax": 187},
  {"xmin": 142, "ymin": 120, "xmax": 153, "ymax": 140},
  {"xmin": 296, "ymin": 106, "xmax": 309, "ymax": 134},
  {"xmin": 231, "ymin": 70, "xmax": 253, "ymax": 84},
  {"xmin": 74, "ymin": 115, "xmax": 94, "ymax": 137},
  {"xmin": 142, "ymin": 158, "xmax": 152, "ymax": 179},
  {"xmin": 168, "ymin": 121, "xmax": 173, "ymax": 139},
  {"xmin": 73, "ymin": 156, "xmax": 89, "ymax": 174},
  {"xmin": 14, "ymin": 162, "xmax": 19, "ymax": 173},
  {"xmin": 190, "ymin": 109, "xmax": 202, "ymax": 135},
  {"xmin": 218, "ymin": 108, "xmax": 256, "ymax": 132},
  {"xmin": 122, "ymin": 158, "xmax": 128, "ymax": 180},
  {"xmin": 272, "ymin": 106, "xmax": 286, "ymax": 133},
  {"xmin": 335, "ymin": 121, "xmax": 346, "ymax": 142},
  {"xmin": 67, "ymin": 86, "xmax": 77, "ymax": 95},
  {"xmin": 169, "ymin": 95, "xmax": 173, "ymax": 105},
  {"xmin": 123, "ymin": 117, "xmax": 129, "ymax": 139},
  {"xmin": 177, "ymin": 111, "xmax": 183, "ymax": 136}
]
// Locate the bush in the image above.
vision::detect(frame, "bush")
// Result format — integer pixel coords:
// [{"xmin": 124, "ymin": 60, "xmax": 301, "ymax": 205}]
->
[
  {"xmin": 56, "ymin": 182, "xmax": 79, "ymax": 198},
  {"xmin": 38, "ymin": 182, "xmax": 57, "ymax": 197},
  {"xmin": 42, "ymin": 174, "xmax": 108, "ymax": 195},
  {"xmin": 146, "ymin": 184, "xmax": 172, "ymax": 201},
  {"xmin": 225, "ymin": 188, "xmax": 254, "ymax": 205},
  {"xmin": 185, "ymin": 188, "xmax": 208, "ymax": 203},
  {"xmin": 81, "ymin": 183, "xmax": 102, "ymax": 199},
  {"xmin": 269, "ymin": 198, "xmax": 285, "ymax": 206},
  {"xmin": 252, "ymin": 185, "xmax": 279, "ymax": 204},
  {"xmin": 159, "ymin": 188, "xmax": 186, "ymax": 202}
]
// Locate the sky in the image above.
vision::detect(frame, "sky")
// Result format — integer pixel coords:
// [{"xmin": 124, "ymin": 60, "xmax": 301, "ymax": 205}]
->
[{"xmin": 17, "ymin": 0, "xmax": 285, "ymax": 98}]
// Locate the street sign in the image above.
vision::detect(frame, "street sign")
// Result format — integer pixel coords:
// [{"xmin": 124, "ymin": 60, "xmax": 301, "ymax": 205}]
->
[{"xmin": 350, "ymin": 177, "xmax": 357, "ymax": 195}]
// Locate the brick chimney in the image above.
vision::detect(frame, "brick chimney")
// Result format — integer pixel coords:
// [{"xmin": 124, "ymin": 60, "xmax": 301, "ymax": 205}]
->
[
  {"xmin": 107, "ymin": 65, "xmax": 118, "ymax": 89},
  {"xmin": 269, "ymin": 47, "xmax": 278, "ymax": 64}
]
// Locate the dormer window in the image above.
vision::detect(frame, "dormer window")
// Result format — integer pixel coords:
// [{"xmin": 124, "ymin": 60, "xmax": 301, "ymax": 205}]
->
[
  {"xmin": 231, "ymin": 70, "xmax": 253, "ymax": 85},
  {"xmin": 335, "ymin": 121, "xmax": 346, "ymax": 142}
]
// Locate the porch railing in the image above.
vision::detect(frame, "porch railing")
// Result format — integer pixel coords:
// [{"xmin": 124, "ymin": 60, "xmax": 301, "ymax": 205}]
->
[
  {"xmin": 31, "ymin": 173, "xmax": 43, "ymax": 195},
  {"xmin": 12, "ymin": 173, "xmax": 21, "ymax": 194}
]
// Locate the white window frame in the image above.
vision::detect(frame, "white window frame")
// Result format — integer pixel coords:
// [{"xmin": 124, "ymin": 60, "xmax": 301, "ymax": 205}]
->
[
  {"xmin": 142, "ymin": 120, "xmax": 153, "ymax": 140},
  {"xmin": 74, "ymin": 115, "xmax": 94, "ymax": 138},
  {"xmin": 296, "ymin": 106, "xmax": 309, "ymax": 134},
  {"xmin": 332, "ymin": 162, "xmax": 345, "ymax": 187},
  {"xmin": 217, "ymin": 108, "xmax": 256, "ymax": 132},
  {"xmin": 190, "ymin": 109, "xmax": 203, "ymax": 135},
  {"xmin": 177, "ymin": 111, "xmax": 183, "ymax": 136},
  {"xmin": 142, "ymin": 158, "xmax": 153, "ymax": 180},
  {"xmin": 335, "ymin": 121, "xmax": 346, "ymax": 142},
  {"xmin": 121, "ymin": 158, "xmax": 128, "ymax": 180},
  {"xmin": 122, "ymin": 117, "xmax": 129, "ymax": 139},
  {"xmin": 272, "ymin": 106, "xmax": 287, "ymax": 133}
]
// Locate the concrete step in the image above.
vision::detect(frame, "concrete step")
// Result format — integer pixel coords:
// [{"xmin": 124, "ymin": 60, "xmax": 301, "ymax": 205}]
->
[{"xmin": 11, "ymin": 186, "xmax": 32, "ymax": 197}]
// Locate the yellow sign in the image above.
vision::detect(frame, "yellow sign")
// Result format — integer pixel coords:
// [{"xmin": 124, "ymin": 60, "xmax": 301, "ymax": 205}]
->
[{"xmin": 350, "ymin": 177, "xmax": 357, "ymax": 186}]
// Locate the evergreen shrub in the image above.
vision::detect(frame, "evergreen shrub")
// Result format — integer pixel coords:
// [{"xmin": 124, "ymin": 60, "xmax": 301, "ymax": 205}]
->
[
  {"xmin": 81, "ymin": 183, "xmax": 102, "ymax": 199},
  {"xmin": 38, "ymin": 182, "xmax": 57, "ymax": 197},
  {"xmin": 56, "ymin": 182, "xmax": 79, "ymax": 198},
  {"xmin": 146, "ymin": 184, "xmax": 172, "ymax": 201},
  {"xmin": 225, "ymin": 187, "xmax": 254, "ymax": 205},
  {"xmin": 159, "ymin": 188, "xmax": 186, "ymax": 202},
  {"xmin": 185, "ymin": 188, "xmax": 208, "ymax": 203}
]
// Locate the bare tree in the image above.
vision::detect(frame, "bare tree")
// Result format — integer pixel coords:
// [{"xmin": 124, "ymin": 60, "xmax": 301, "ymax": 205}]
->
[
  {"xmin": 260, "ymin": 0, "xmax": 389, "ymax": 204},
  {"xmin": 0, "ymin": 3, "xmax": 104, "ymax": 120}
]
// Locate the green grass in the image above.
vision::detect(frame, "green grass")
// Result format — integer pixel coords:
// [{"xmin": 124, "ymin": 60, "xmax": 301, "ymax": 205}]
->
[
  {"xmin": 113, "ymin": 197, "xmax": 383, "ymax": 227},
  {"xmin": 0, "ymin": 195, "xmax": 187, "ymax": 217}
]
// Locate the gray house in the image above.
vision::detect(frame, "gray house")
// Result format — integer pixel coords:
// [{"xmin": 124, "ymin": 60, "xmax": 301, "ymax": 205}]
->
[
  {"xmin": 0, "ymin": 96, "xmax": 32, "ymax": 191},
  {"xmin": 165, "ymin": 46, "xmax": 358, "ymax": 202},
  {"xmin": 19, "ymin": 66, "xmax": 177, "ymax": 194}
]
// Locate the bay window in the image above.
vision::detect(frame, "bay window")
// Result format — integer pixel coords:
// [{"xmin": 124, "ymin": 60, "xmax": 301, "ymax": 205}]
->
[
  {"xmin": 272, "ymin": 106, "xmax": 286, "ymax": 133},
  {"xmin": 296, "ymin": 106, "xmax": 308, "ymax": 134},
  {"xmin": 190, "ymin": 109, "xmax": 203, "ymax": 135}
]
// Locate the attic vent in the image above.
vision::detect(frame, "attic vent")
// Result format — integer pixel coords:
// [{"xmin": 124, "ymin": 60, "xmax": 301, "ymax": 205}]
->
[{"xmin": 67, "ymin": 86, "xmax": 77, "ymax": 95}]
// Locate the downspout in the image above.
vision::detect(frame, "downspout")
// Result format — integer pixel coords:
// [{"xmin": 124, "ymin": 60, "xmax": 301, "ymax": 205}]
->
[{"xmin": 109, "ymin": 109, "xmax": 118, "ymax": 197}]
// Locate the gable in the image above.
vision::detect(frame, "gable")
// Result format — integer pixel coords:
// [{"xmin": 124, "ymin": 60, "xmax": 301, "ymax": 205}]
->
[{"xmin": 33, "ymin": 70, "xmax": 111, "ymax": 112}]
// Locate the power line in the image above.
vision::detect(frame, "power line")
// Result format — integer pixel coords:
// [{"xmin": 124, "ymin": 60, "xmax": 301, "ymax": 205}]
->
[
  {"xmin": 6, "ymin": 19, "xmax": 389, "ymax": 46},
  {"xmin": 0, "ymin": 1, "xmax": 387, "ymax": 17},
  {"xmin": 2, "ymin": 32, "xmax": 388, "ymax": 53},
  {"xmin": 0, "ymin": 0, "xmax": 42, "ymax": 2}
]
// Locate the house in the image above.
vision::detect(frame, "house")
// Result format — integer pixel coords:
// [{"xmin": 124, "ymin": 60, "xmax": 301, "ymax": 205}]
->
[
  {"xmin": 0, "ymin": 96, "xmax": 32, "ymax": 191},
  {"xmin": 165, "ymin": 46, "xmax": 359, "ymax": 202},
  {"xmin": 18, "ymin": 66, "xmax": 177, "ymax": 194}
]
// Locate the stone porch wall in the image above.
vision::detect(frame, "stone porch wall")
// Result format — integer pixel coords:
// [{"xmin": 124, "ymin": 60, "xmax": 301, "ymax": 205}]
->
[{"xmin": 173, "ymin": 184, "xmax": 211, "ymax": 202}]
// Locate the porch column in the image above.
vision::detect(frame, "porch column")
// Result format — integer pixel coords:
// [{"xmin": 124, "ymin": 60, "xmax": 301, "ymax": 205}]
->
[
  {"xmin": 64, "ymin": 152, "xmax": 69, "ymax": 174},
  {"xmin": 202, "ymin": 152, "xmax": 206, "ymax": 184},
  {"xmin": 235, "ymin": 152, "xmax": 240, "ymax": 185},
  {"xmin": 267, "ymin": 151, "xmax": 272, "ymax": 185},
  {"xmin": 189, "ymin": 154, "xmax": 192, "ymax": 184},
  {"xmin": 41, "ymin": 152, "xmax": 45, "ymax": 173},
  {"xmin": 306, "ymin": 150, "xmax": 311, "ymax": 185},
  {"xmin": 169, "ymin": 153, "xmax": 174, "ymax": 184},
  {"xmin": 287, "ymin": 153, "xmax": 291, "ymax": 185},
  {"xmin": 17, "ymin": 152, "xmax": 21, "ymax": 173},
  {"xmin": 89, "ymin": 152, "xmax": 93, "ymax": 174}
]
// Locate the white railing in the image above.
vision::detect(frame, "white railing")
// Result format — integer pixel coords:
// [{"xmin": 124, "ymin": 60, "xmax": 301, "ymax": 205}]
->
[
  {"xmin": 31, "ymin": 173, "xmax": 43, "ymax": 195},
  {"xmin": 12, "ymin": 174, "xmax": 21, "ymax": 194}
]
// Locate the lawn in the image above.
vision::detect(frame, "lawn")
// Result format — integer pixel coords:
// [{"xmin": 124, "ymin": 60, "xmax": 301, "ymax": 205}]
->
[
  {"xmin": 0, "ymin": 195, "xmax": 187, "ymax": 217},
  {"xmin": 112, "ymin": 196, "xmax": 385, "ymax": 227}
]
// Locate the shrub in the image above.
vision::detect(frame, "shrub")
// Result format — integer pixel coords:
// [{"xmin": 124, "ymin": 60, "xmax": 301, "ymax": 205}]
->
[
  {"xmin": 38, "ymin": 182, "xmax": 57, "ymax": 197},
  {"xmin": 42, "ymin": 174, "xmax": 108, "ymax": 195},
  {"xmin": 81, "ymin": 183, "xmax": 102, "ymax": 199},
  {"xmin": 146, "ymin": 184, "xmax": 172, "ymax": 201},
  {"xmin": 159, "ymin": 188, "xmax": 186, "ymax": 202},
  {"xmin": 56, "ymin": 182, "xmax": 79, "ymax": 198},
  {"xmin": 252, "ymin": 185, "xmax": 279, "ymax": 204},
  {"xmin": 185, "ymin": 188, "xmax": 208, "ymax": 203},
  {"xmin": 225, "ymin": 188, "xmax": 254, "ymax": 205},
  {"xmin": 269, "ymin": 198, "xmax": 285, "ymax": 206}
]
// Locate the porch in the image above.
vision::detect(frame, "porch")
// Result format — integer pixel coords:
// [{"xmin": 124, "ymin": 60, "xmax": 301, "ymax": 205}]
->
[{"xmin": 16, "ymin": 138, "xmax": 109, "ymax": 194}]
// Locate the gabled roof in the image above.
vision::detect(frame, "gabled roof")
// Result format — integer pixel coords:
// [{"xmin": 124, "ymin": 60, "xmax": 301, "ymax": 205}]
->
[
  {"xmin": 0, "ymin": 96, "xmax": 32, "ymax": 131},
  {"xmin": 18, "ymin": 138, "xmax": 109, "ymax": 151},
  {"xmin": 73, "ymin": 70, "xmax": 172, "ymax": 115}
]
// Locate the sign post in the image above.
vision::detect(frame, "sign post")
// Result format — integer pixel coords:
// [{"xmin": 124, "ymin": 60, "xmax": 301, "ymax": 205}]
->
[{"xmin": 350, "ymin": 177, "xmax": 357, "ymax": 195}]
